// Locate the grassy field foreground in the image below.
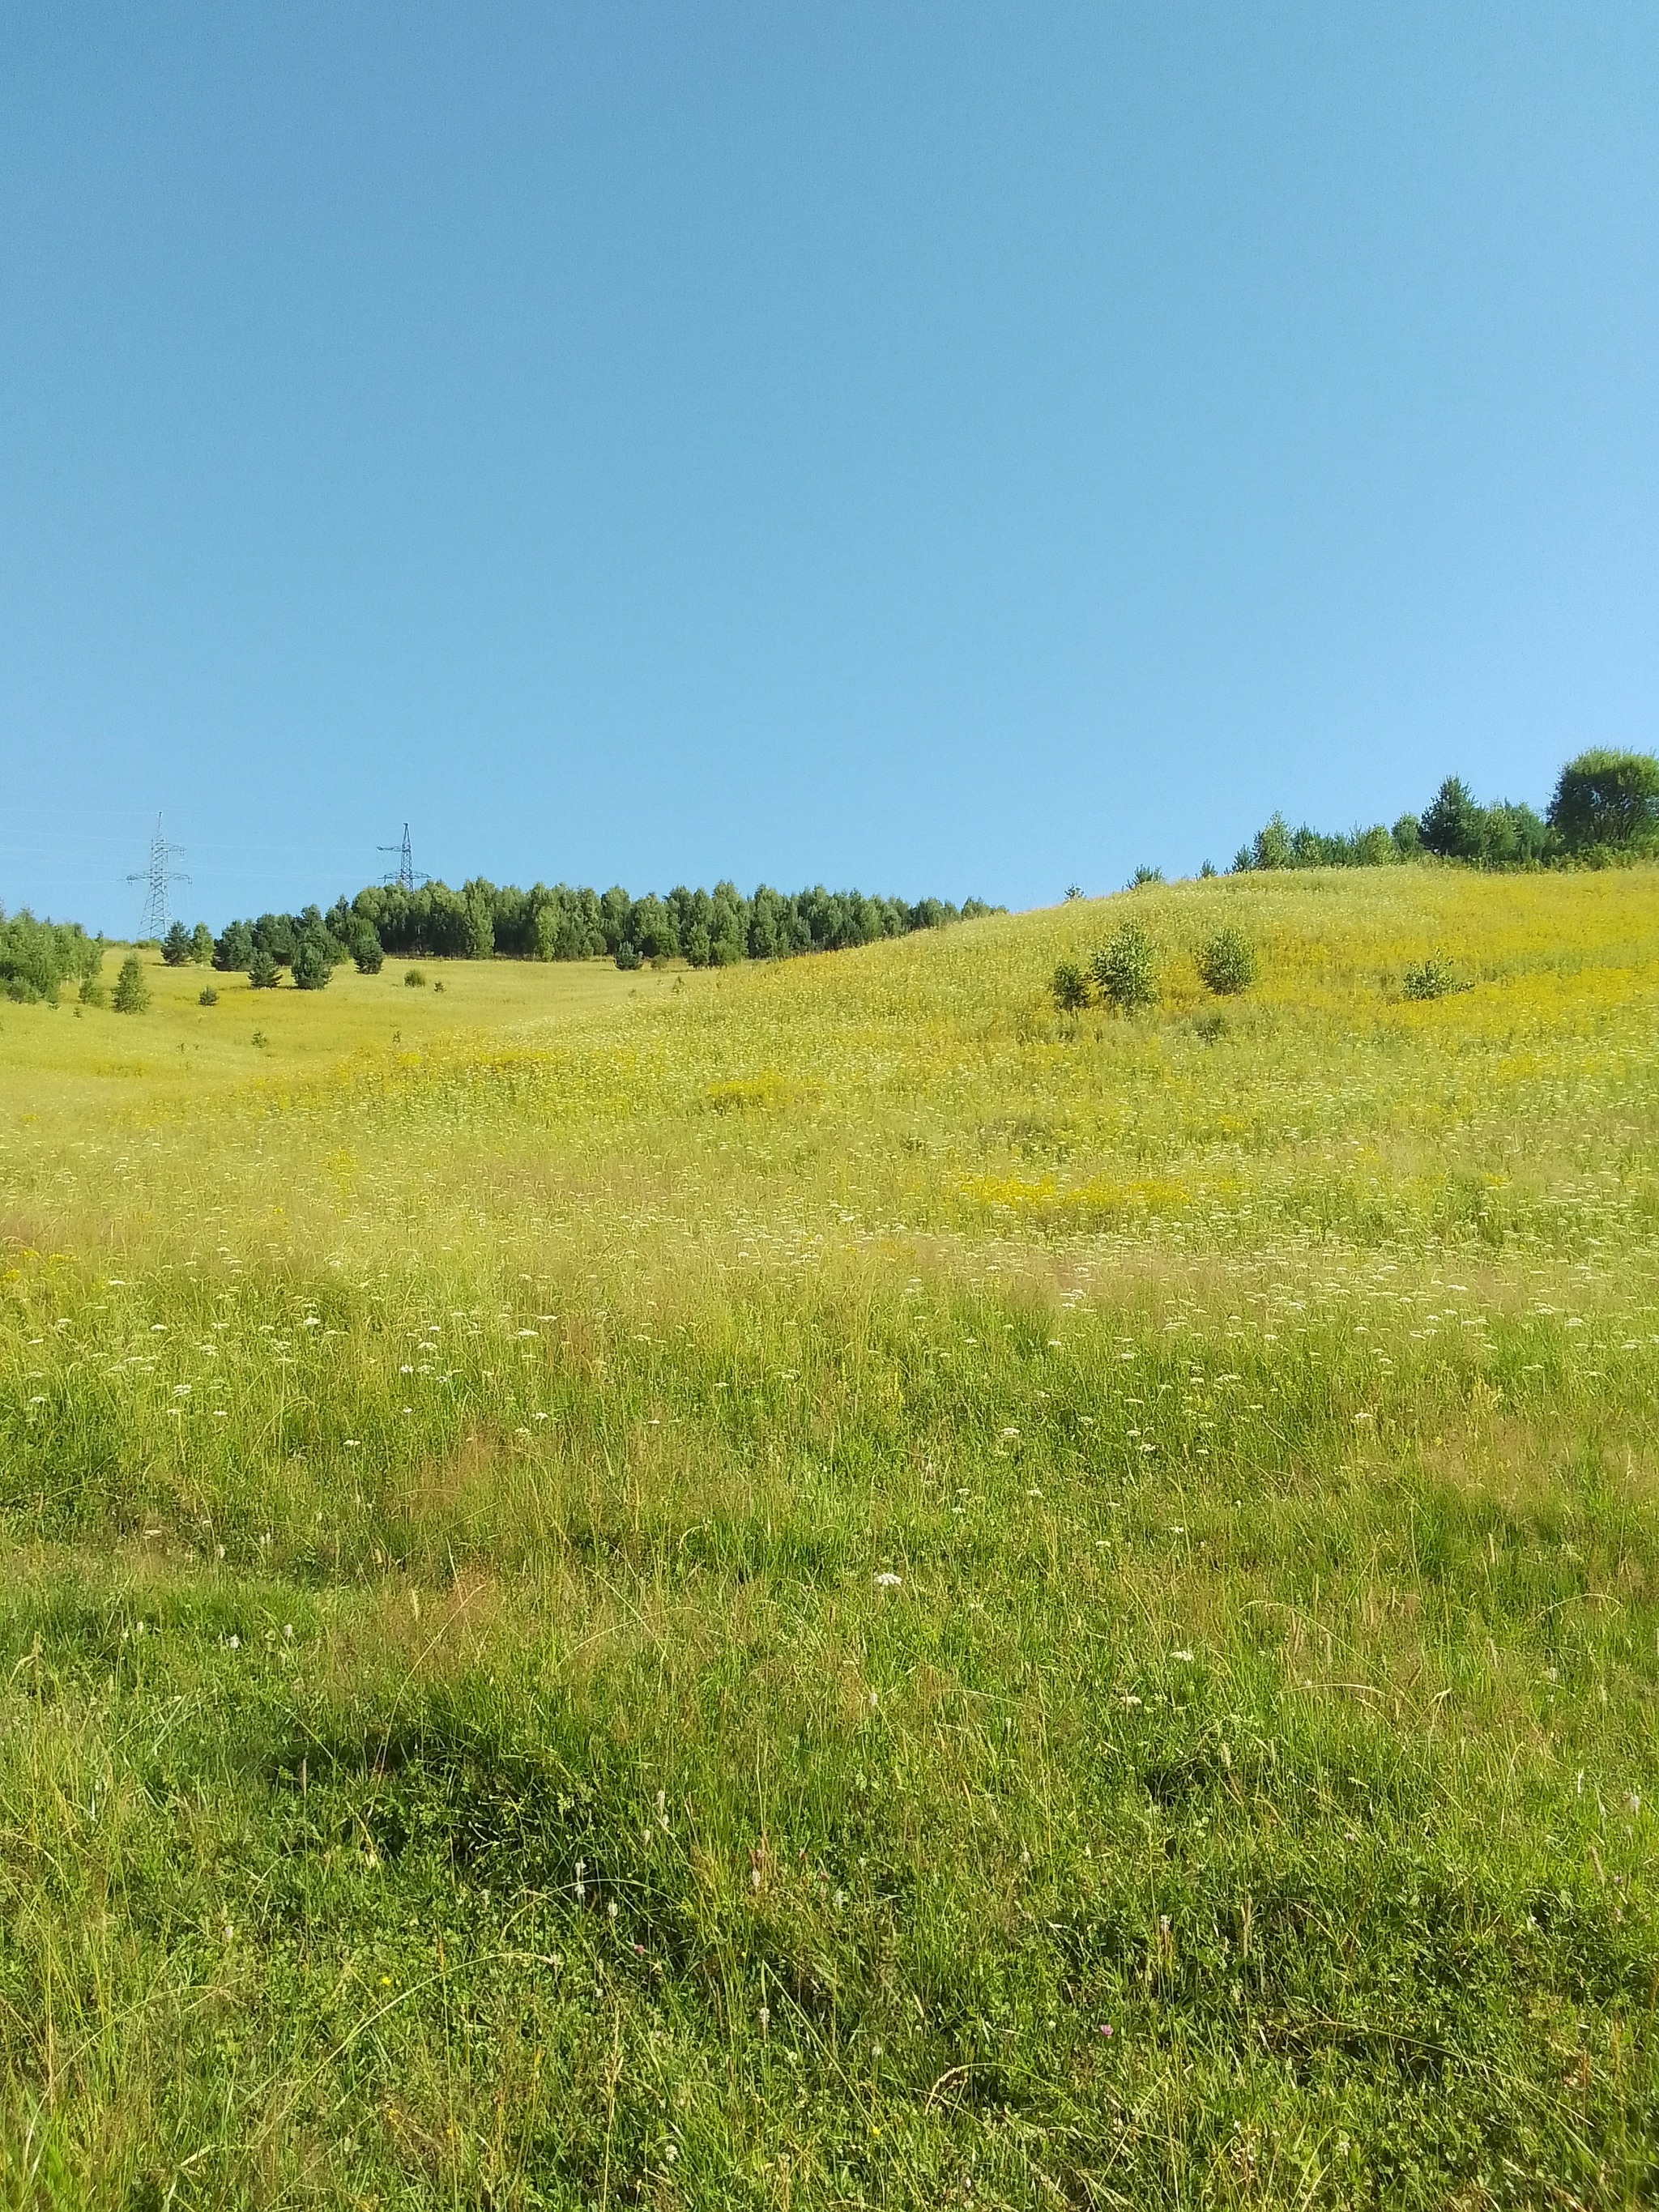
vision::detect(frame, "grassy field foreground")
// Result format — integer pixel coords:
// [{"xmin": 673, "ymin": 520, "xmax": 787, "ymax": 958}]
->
[{"xmin": 1, "ymin": 867, "xmax": 1657, "ymax": 2207}]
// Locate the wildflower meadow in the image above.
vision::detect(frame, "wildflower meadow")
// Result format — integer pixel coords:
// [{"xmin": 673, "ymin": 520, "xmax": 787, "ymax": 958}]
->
[{"xmin": 0, "ymin": 863, "xmax": 1656, "ymax": 2206}]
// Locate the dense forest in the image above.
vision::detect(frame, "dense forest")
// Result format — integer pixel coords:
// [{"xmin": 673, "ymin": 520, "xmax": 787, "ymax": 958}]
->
[
  {"xmin": 203, "ymin": 880, "xmax": 999, "ymax": 990},
  {"xmin": 1226, "ymin": 748, "xmax": 1659, "ymax": 876}
]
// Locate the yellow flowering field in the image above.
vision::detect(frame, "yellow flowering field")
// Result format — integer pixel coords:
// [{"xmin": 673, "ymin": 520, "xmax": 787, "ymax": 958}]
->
[{"xmin": 0, "ymin": 864, "xmax": 1656, "ymax": 2206}]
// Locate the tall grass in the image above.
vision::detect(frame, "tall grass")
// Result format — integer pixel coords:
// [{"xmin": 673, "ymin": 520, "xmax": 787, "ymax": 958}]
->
[{"xmin": 0, "ymin": 868, "xmax": 1656, "ymax": 2206}]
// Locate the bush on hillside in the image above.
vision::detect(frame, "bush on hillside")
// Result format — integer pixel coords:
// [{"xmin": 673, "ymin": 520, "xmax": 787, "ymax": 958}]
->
[
  {"xmin": 248, "ymin": 949, "xmax": 280, "ymax": 990},
  {"xmin": 1093, "ymin": 922, "xmax": 1158, "ymax": 1012},
  {"xmin": 1402, "ymin": 955, "xmax": 1466, "ymax": 1001},
  {"xmin": 1196, "ymin": 926, "xmax": 1258, "ymax": 995},
  {"xmin": 190, "ymin": 922, "xmax": 215, "ymax": 964},
  {"xmin": 161, "ymin": 921, "xmax": 193, "ymax": 966},
  {"xmin": 1051, "ymin": 959, "xmax": 1091, "ymax": 1012},
  {"xmin": 112, "ymin": 954, "xmax": 149, "ymax": 1013}
]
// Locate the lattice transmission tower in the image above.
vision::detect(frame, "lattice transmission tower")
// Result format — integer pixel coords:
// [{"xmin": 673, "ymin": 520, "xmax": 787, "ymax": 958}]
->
[
  {"xmin": 379, "ymin": 824, "xmax": 430, "ymax": 893},
  {"xmin": 127, "ymin": 816, "xmax": 189, "ymax": 938}
]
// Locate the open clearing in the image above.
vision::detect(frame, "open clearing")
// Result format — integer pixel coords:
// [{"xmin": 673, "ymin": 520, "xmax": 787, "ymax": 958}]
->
[{"xmin": 2, "ymin": 867, "xmax": 1657, "ymax": 2207}]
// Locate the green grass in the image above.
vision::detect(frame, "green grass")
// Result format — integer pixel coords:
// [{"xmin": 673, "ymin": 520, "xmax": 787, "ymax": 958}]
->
[{"xmin": 0, "ymin": 871, "xmax": 1657, "ymax": 2206}]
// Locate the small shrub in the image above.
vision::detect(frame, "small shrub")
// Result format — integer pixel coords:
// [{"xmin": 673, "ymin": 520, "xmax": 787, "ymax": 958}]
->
[
  {"xmin": 1092, "ymin": 922, "xmax": 1158, "ymax": 1012},
  {"xmin": 1051, "ymin": 960, "xmax": 1091, "ymax": 1012},
  {"xmin": 248, "ymin": 950, "xmax": 280, "ymax": 990},
  {"xmin": 1064, "ymin": 884, "xmax": 1084, "ymax": 901},
  {"xmin": 353, "ymin": 940, "xmax": 384, "ymax": 975},
  {"xmin": 614, "ymin": 944, "xmax": 642, "ymax": 972},
  {"xmin": 433, "ymin": 979, "xmax": 445, "ymax": 993},
  {"xmin": 1192, "ymin": 1009, "xmax": 1230, "ymax": 1043},
  {"xmin": 79, "ymin": 976, "xmax": 106, "ymax": 1008},
  {"xmin": 1199, "ymin": 860, "xmax": 1217, "ymax": 879},
  {"xmin": 404, "ymin": 968, "xmax": 426, "ymax": 988},
  {"xmin": 111, "ymin": 954, "xmax": 149, "ymax": 1014},
  {"xmin": 1128, "ymin": 865, "xmax": 1163, "ymax": 887},
  {"xmin": 1401, "ymin": 955, "xmax": 1466, "ymax": 1000},
  {"xmin": 198, "ymin": 985, "xmax": 218, "ymax": 1007},
  {"xmin": 1196, "ymin": 926, "xmax": 1258, "ymax": 996},
  {"xmin": 251, "ymin": 1029, "xmax": 267, "ymax": 1048}
]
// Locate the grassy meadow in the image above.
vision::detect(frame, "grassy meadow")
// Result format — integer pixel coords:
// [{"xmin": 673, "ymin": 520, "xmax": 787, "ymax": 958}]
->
[{"xmin": 2, "ymin": 865, "xmax": 1657, "ymax": 2207}]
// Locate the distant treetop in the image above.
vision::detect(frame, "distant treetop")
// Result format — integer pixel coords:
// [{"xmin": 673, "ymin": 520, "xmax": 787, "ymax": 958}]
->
[
  {"xmin": 1548, "ymin": 750, "xmax": 1659, "ymax": 854},
  {"xmin": 1228, "ymin": 750, "xmax": 1657, "ymax": 878}
]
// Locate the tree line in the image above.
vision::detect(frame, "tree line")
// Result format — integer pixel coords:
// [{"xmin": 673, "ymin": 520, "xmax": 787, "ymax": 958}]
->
[
  {"xmin": 0, "ymin": 909, "xmax": 106, "ymax": 1005},
  {"xmin": 1228, "ymin": 749, "xmax": 1659, "ymax": 876},
  {"xmin": 203, "ymin": 880, "xmax": 998, "ymax": 989}
]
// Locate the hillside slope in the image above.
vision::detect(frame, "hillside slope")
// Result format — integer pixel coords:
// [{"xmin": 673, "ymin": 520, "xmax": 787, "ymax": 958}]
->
[{"xmin": 1, "ymin": 867, "xmax": 1656, "ymax": 2206}]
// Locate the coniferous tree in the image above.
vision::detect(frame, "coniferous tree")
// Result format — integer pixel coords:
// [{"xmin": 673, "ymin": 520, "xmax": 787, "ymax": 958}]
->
[
  {"xmin": 349, "ymin": 923, "xmax": 385, "ymax": 974},
  {"xmin": 1418, "ymin": 778, "xmax": 1485, "ymax": 860},
  {"xmin": 292, "ymin": 934, "xmax": 334, "ymax": 990},
  {"xmin": 214, "ymin": 920, "xmax": 254, "ymax": 972},
  {"xmin": 161, "ymin": 921, "xmax": 192, "ymax": 966}
]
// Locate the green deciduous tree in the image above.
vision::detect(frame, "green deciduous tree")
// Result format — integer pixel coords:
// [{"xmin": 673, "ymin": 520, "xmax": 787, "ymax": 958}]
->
[
  {"xmin": 112, "ymin": 953, "xmax": 150, "ymax": 1012},
  {"xmin": 1092, "ymin": 921, "xmax": 1158, "ymax": 1011},
  {"xmin": 0, "ymin": 909, "xmax": 103, "ymax": 1004},
  {"xmin": 1478, "ymin": 801, "xmax": 1549, "ymax": 867},
  {"xmin": 1547, "ymin": 750, "xmax": 1659, "ymax": 853},
  {"xmin": 1196, "ymin": 926, "xmax": 1258, "ymax": 995}
]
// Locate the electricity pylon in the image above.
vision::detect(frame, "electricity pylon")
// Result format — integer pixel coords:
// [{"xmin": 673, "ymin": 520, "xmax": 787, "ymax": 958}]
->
[
  {"xmin": 127, "ymin": 816, "xmax": 189, "ymax": 938},
  {"xmin": 379, "ymin": 824, "xmax": 429, "ymax": 893}
]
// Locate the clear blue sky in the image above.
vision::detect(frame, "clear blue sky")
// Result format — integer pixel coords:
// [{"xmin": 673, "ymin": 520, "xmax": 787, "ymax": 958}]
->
[{"xmin": 4, "ymin": 3, "xmax": 1656, "ymax": 931}]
